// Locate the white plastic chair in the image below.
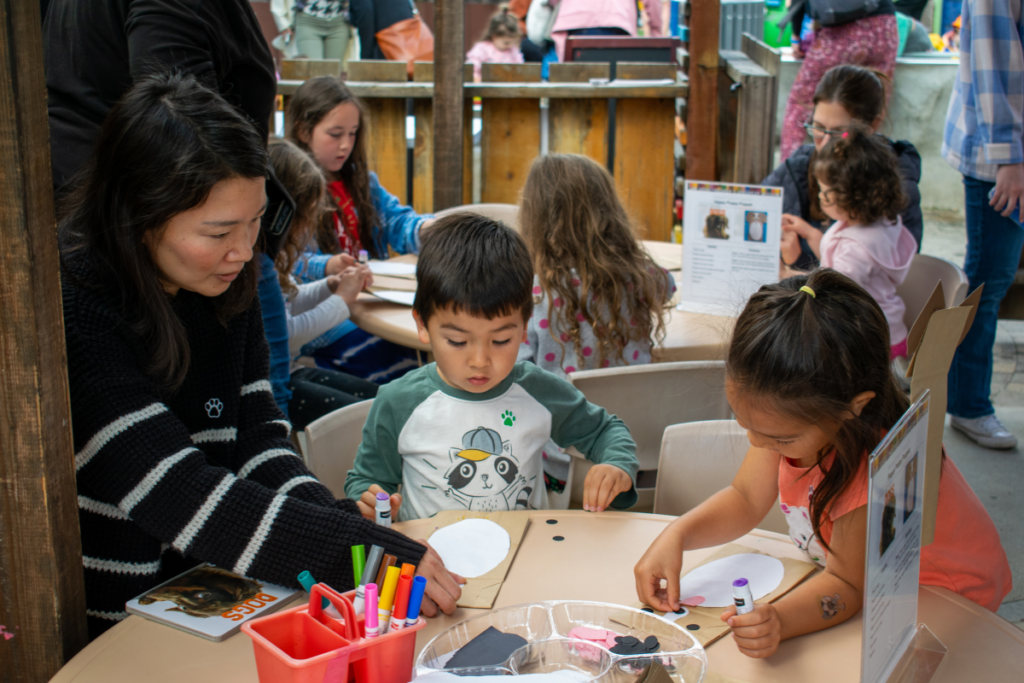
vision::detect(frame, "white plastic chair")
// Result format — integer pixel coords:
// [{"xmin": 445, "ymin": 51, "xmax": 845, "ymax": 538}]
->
[
  {"xmin": 303, "ymin": 399, "xmax": 374, "ymax": 499},
  {"xmin": 433, "ymin": 203, "xmax": 520, "ymax": 231},
  {"xmin": 654, "ymin": 420, "xmax": 788, "ymax": 535},
  {"xmin": 565, "ymin": 361, "xmax": 731, "ymax": 509}
]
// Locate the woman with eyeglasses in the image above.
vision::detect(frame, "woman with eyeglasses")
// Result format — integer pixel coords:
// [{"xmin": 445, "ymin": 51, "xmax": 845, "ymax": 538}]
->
[{"xmin": 764, "ymin": 65, "xmax": 922, "ymax": 270}]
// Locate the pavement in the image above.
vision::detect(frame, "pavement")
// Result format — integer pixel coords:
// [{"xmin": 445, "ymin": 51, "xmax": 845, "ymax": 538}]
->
[{"xmin": 920, "ymin": 209, "xmax": 1024, "ymax": 629}]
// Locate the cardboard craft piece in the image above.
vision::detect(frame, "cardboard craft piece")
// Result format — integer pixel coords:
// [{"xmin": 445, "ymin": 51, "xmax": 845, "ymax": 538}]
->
[
  {"xmin": 904, "ymin": 284, "xmax": 981, "ymax": 546},
  {"xmin": 424, "ymin": 510, "xmax": 531, "ymax": 609},
  {"xmin": 635, "ymin": 543, "xmax": 818, "ymax": 647},
  {"xmin": 366, "ymin": 276, "xmax": 417, "ymax": 293},
  {"xmin": 634, "ymin": 659, "xmax": 676, "ymax": 683},
  {"xmin": 443, "ymin": 626, "xmax": 528, "ymax": 669}
]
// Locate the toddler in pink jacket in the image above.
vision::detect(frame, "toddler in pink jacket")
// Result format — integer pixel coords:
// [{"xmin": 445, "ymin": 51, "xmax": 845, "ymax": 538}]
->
[
  {"xmin": 781, "ymin": 127, "xmax": 916, "ymax": 358},
  {"xmin": 466, "ymin": 5, "xmax": 524, "ymax": 82}
]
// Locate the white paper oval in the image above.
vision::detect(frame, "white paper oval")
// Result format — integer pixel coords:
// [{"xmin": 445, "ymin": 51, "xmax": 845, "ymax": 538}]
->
[
  {"xmin": 677, "ymin": 553, "xmax": 784, "ymax": 607},
  {"xmin": 429, "ymin": 518, "xmax": 512, "ymax": 578}
]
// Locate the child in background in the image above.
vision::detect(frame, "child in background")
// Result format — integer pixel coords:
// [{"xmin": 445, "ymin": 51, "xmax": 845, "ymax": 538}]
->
[
  {"xmin": 466, "ymin": 4, "xmax": 525, "ymax": 82},
  {"xmin": 256, "ymin": 138, "xmax": 378, "ymax": 430},
  {"xmin": 518, "ymin": 154, "xmax": 674, "ymax": 377},
  {"xmin": 344, "ymin": 213, "xmax": 640, "ymax": 521},
  {"xmin": 635, "ymin": 270, "xmax": 1011, "ymax": 658},
  {"xmin": 781, "ymin": 126, "xmax": 915, "ymax": 359},
  {"xmin": 287, "ymin": 76, "xmax": 432, "ymax": 382}
]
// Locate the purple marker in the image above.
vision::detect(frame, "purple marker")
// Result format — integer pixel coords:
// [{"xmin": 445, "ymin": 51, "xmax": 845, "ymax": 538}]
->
[
  {"xmin": 374, "ymin": 491, "xmax": 391, "ymax": 528},
  {"xmin": 732, "ymin": 578, "xmax": 754, "ymax": 615}
]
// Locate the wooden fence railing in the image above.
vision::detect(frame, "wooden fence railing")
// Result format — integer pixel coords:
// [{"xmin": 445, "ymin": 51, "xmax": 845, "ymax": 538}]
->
[{"xmin": 278, "ymin": 60, "xmax": 687, "ymax": 242}]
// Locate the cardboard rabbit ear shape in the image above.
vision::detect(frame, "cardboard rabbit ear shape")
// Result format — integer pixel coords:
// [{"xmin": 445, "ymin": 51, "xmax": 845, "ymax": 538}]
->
[{"xmin": 902, "ymin": 281, "xmax": 983, "ymax": 546}]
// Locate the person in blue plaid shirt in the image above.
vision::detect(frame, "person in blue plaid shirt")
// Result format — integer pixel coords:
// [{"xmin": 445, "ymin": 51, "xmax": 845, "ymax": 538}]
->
[{"xmin": 942, "ymin": 0, "xmax": 1024, "ymax": 449}]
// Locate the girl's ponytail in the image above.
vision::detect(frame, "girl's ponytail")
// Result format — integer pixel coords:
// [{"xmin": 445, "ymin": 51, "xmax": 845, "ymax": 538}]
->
[{"xmin": 727, "ymin": 269, "xmax": 910, "ymax": 553}]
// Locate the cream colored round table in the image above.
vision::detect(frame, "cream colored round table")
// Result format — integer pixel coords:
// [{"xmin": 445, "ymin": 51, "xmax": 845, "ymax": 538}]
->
[
  {"xmin": 349, "ymin": 242, "xmax": 734, "ymax": 363},
  {"xmin": 51, "ymin": 511, "xmax": 1024, "ymax": 683}
]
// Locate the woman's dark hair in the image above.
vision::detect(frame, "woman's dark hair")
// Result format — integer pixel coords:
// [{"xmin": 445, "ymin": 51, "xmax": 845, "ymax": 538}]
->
[
  {"xmin": 727, "ymin": 269, "xmax": 909, "ymax": 554},
  {"xmin": 286, "ymin": 77, "xmax": 381, "ymax": 258},
  {"xmin": 59, "ymin": 73, "xmax": 269, "ymax": 391},
  {"xmin": 414, "ymin": 212, "xmax": 533, "ymax": 325},
  {"xmin": 813, "ymin": 125, "xmax": 906, "ymax": 225},
  {"xmin": 812, "ymin": 64, "xmax": 887, "ymax": 127}
]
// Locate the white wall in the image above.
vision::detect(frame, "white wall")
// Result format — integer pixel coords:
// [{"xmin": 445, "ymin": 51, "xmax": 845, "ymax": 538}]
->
[{"xmin": 774, "ymin": 53, "xmax": 963, "ymax": 213}]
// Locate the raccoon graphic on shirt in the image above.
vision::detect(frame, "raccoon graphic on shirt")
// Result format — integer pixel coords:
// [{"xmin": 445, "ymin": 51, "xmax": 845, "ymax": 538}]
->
[{"xmin": 444, "ymin": 426, "xmax": 532, "ymax": 512}]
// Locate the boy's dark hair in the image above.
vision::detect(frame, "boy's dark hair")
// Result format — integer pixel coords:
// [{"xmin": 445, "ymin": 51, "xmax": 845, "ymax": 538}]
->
[
  {"xmin": 414, "ymin": 212, "xmax": 533, "ymax": 324},
  {"xmin": 59, "ymin": 72, "xmax": 268, "ymax": 391},
  {"xmin": 727, "ymin": 268, "xmax": 910, "ymax": 555},
  {"xmin": 813, "ymin": 125, "xmax": 906, "ymax": 225}
]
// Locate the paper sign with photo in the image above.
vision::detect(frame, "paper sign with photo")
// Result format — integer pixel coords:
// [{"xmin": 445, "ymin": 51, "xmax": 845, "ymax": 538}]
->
[{"xmin": 679, "ymin": 182, "xmax": 784, "ymax": 316}]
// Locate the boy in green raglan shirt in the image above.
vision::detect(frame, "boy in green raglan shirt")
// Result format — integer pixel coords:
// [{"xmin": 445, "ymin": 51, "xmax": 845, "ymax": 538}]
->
[{"xmin": 345, "ymin": 213, "xmax": 639, "ymax": 521}]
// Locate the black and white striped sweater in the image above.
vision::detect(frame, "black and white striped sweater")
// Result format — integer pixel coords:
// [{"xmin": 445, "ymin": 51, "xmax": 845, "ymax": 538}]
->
[{"xmin": 62, "ymin": 259, "xmax": 425, "ymax": 639}]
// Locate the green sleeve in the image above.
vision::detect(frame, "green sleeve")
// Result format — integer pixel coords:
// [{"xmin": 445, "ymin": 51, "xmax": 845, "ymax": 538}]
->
[
  {"xmin": 344, "ymin": 387, "xmax": 405, "ymax": 499},
  {"xmin": 517, "ymin": 364, "xmax": 640, "ymax": 509}
]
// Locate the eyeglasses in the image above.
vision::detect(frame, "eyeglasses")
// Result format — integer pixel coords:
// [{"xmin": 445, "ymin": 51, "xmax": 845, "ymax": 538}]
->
[
  {"xmin": 803, "ymin": 123, "xmax": 846, "ymax": 141},
  {"xmin": 818, "ymin": 188, "xmax": 841, "ymax": 205}
]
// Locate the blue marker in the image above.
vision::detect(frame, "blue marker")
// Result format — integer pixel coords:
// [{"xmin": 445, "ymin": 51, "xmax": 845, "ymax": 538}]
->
[
  {"xmin": 298, "ymin": 570, "xmax": 341, "ymax": 619},
  {"xmin": 405, "ymin": 576, "xmax": 428, "ymax": 627}
]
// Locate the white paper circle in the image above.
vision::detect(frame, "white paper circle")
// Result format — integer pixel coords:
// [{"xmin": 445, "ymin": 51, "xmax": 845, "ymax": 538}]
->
[
  {"xmin": 428, "ymin": 518, "xmax": 511, "ymax": 578},
  {"xmin": 677, "ymin": 553, "xmax": 785, "ymax": 607}
]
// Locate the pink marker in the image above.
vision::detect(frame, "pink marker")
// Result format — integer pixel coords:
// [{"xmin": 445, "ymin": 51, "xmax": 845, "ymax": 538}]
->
[{"xmin": 364, "ymin": 583, "xmax": 379, "ymax": 639}]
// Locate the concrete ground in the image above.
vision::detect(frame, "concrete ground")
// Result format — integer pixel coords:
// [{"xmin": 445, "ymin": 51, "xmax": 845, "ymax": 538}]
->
[{"xmin": 920, "ymin": 209, "xmax": 1024, "ymax": 629}]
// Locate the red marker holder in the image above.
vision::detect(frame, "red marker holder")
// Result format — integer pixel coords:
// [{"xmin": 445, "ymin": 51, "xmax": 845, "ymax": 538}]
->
[{"xmin": 243, "ymin": 584, "xmax": 425, "ymax": 683}]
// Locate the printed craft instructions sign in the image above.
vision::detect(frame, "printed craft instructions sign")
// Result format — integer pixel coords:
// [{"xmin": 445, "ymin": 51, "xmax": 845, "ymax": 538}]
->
[
  {"xmin": 862, "ymin": 393, "xmax": 930, "ymax": 682},
  {"xmin": 680, "ymin": 182, "xmax": 783, "ymax": 316}
]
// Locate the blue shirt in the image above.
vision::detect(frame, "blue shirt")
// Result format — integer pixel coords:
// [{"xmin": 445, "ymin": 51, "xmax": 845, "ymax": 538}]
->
[
  {"xmin": 257, "ymin": 253, "xmax": 293, "ymax": 416},
  {"xmin": 943, "ymin": 0, "xmax": 1024, "ymax": 181}
]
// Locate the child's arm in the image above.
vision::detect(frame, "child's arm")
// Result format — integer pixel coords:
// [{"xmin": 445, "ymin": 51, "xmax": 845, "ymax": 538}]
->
[
  {"xmin": 343, "ymin": 396, "xmax": 404, "ymax": 519},
  {"xmin": 521, "ymin": 366, "xmax": 639, "ymax": 510},
  {"xmin": 634, "ymin": 445, "xmax": 781, "ymax": 611},
  {"xmin": 721, "ymin": 506, "xmax": 866, "ymax": 658},
  {"xmin": 369, "ymin": 172, "xmax": 431, "ymax": 255}
]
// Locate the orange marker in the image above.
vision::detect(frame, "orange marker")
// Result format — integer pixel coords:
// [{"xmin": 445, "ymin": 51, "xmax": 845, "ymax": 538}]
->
[
  {"xmin": 400, "ymin": 563, "xmax": 416, "ymax": 578},
  {"xmin": 388, "ymin": 574, "xmax": 414, "ymax": 632},
  {"xmin": 376, "ymin": 566, "xmax": 401, "ymax": 633}
]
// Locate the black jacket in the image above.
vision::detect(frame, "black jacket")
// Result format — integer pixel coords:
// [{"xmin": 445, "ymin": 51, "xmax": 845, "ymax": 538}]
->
[
  {"xmin": 45, "ymin": 0, "xmax": 276, "ymax": 192},
  {"xmin": 762, "ymin": 140, "xmax": 923, "ymax": 270}
]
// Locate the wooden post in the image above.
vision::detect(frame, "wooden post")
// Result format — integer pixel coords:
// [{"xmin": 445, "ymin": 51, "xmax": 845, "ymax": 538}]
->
[
  {"xmin": 432, "ymin": 0, "xmax": 464, "ymax": 210},
  {"xmin": 412, "ymin": 62, "xmax": 474, "ymax": 214},
  {"xmin": 0, "ymin": 0, "xmax": 89, "ymax": 679},
  {"xmin": 685, "ymin": 0, "xmax": 721, "ymax": 180}
]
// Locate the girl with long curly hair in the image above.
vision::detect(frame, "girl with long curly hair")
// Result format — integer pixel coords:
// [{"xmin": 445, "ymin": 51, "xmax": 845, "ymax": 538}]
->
[
  {"xmin": 781, "ymin": 125, "xmax": 915, "ymax": 359},
  {"xmin": 518, "ymin": 153, "xmax": 674, "ymax": 376}
]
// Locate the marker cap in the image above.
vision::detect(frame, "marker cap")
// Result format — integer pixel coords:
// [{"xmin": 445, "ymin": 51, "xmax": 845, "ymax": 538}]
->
[
  {"xmin": 352, "ymin": 545, "xmax": 366, "ymax": 587},
  {"xmin": 297, "ymin": 570, "xmax": 329, "ymax": 609},
  {"xmin": 361, "ymin": 545, "xmax": 384, "ymax": 586},
  {"xmin": 400, "ymin": 563, "xmax": 416, "ymax": 577},
  {"xmin": 391, "ymin": 574, "xmax": 413, "ymax": 621},
  {"xmin": 379, "ymin": 566, "xmax": 401, "ymax": 611},
  {"xmin": 405, "ymin": 576, "xmax": 428, "ymax": 624},
  {"xmin": 364, "ymin": 583, "xmax": 379, "ymax": 631}
]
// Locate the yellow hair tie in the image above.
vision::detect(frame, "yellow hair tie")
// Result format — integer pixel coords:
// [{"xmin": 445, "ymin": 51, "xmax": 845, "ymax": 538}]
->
[{"xmin": 800, "ymin": 285, "xmax": 816, "ymax": 298}]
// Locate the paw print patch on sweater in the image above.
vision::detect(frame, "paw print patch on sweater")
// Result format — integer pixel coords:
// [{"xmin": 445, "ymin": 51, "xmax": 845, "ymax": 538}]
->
[
  {"xmin": 501, "ymin": 410, "xmax": 516, "ymax": 427},
  {"xmin": 205, "ymin": 398, "xmax": 224, "ymax": 419}
]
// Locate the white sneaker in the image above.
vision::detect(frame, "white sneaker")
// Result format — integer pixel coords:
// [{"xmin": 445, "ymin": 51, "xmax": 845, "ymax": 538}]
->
[{"xmin": 950, "ymin": 414, "xmax": 1018, "ymax": 450}]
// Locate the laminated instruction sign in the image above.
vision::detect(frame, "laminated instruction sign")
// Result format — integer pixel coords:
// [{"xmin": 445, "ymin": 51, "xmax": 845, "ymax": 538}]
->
[
  {"xmin": 862, "ymin": 393, "xmax": 930, "ymax": 683},
  {"xmin": 680, "ymin": 182, "xmax": 783, "ymax": 316}
]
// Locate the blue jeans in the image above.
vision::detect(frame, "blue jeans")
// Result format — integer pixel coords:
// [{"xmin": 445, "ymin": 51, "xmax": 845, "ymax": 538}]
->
[{"xmin": 947, "ymin": 176, "xmax": 1024, "ymax": 418}]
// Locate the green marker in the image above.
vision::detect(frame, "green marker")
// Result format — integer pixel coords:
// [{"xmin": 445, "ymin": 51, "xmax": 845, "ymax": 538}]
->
[{"xmin": 351, "ymin": 545, "xmax": 366, "ymax": 588}]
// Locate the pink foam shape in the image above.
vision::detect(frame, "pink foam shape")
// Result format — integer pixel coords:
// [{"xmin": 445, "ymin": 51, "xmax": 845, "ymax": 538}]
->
[{"xmin": 681, "ymin": 596, "xmax": 706, "ymax": 606}]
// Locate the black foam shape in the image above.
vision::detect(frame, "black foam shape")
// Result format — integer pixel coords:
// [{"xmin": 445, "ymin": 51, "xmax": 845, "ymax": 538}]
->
[
  {"xmin": 553, "ymin": 536, "xmax": 564, "ymax": 541},
  {"xmin": 546, "ymin": 519, "xmax": 558, "ymax": 524},
  {"xmin": 686, "ymin": 624, "xmax": 700, "ymax": 631},
  {"xmin": 444, "ymin": 627, "xmax": 528, "ymax": 670},
  {"xmin": 610, "ymin": 635, "xmax": 659, "ymax": 656},
  {"xmin": 644, "ymin": 635, "xmax": 659, "ymax": 651}
]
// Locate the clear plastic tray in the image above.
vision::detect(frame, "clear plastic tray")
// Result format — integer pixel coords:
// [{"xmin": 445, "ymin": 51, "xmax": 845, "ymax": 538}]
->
[{"xmin": 415, "ymin": 601, "xmax": 707, "ymax": 682}]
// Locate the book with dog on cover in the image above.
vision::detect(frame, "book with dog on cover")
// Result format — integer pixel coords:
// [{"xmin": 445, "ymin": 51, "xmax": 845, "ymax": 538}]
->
[{"xmin": 126, "ymin": 564, "xmax": 302, "ymax": 641}]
